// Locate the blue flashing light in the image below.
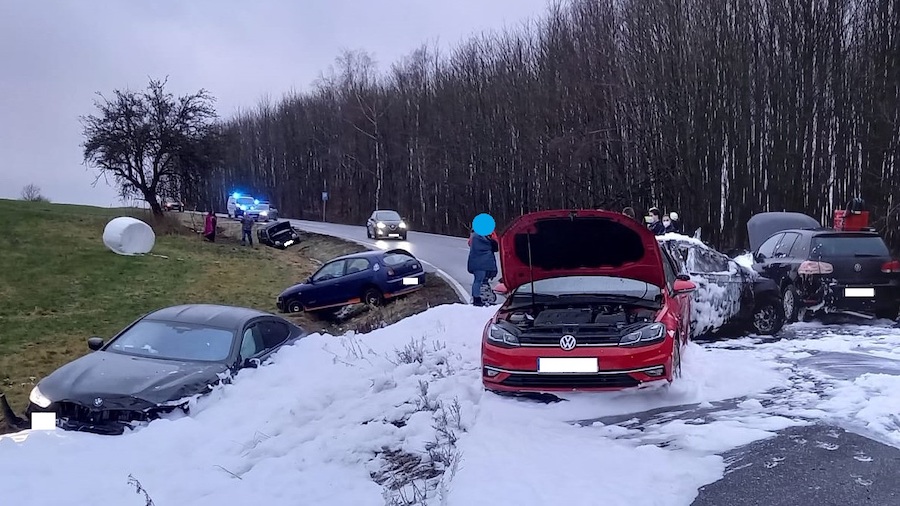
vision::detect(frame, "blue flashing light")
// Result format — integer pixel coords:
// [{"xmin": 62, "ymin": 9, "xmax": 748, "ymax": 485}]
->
[
  {"xmin": 232, "ymin": 192, "xmax": 241, "ymax": 199},
  {"xmin": 254, "ymin": 199, "xmax": 260, "ymax": 205}
]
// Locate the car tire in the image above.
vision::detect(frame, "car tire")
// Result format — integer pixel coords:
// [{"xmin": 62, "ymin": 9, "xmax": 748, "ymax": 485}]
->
[
  {"xmin": 363, "ymin": 287, "xmax": 383, "ymax": 307},
  {"xmin": 401, "ymin": 234, "xmax": 408, "ymax": 241},
  {"xmin": 366, "ymin": 227, "xmax": 372, "ymax": 239},
  {"xmin": 285, "ymin": 299, "xmax": 304, "ymax": 313},
  {"xmin": 671, "ymin": 337, "xmax": 682, "ymax": 380},
  {"xmin": 752, "ymin": 297, "xmax": 785, "ymax": 335},
  {"xmin": 781, "ymin": 284, "xmax": 800, "ymax": 323}
]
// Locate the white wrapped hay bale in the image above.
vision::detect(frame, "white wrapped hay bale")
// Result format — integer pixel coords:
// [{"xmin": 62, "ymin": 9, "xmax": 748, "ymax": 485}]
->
[{"xmin": 102, "ymin": 217, "xmax": 156, "ymax": 255}]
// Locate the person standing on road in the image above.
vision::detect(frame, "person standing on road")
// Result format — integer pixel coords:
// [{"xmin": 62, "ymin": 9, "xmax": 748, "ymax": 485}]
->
[
  {"xmin": 204, "ymin": 210, "xmax": 217, "ymax": 242},
  {"xmin": 467, "ymin": 228, "xmax": 499, "ymax": 307},
  {"xmin": 240, "ymin": 213, "xmax": 255, "ymax": 246}
]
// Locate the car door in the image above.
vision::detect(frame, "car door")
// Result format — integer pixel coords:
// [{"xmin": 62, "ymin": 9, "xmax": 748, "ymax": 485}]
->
[
  {"xmin": 661, "ymin": 248, "xmax": 691, "ymax": 343},
  {"xmin": 341, "ymin": 257, "xmax": 374, "ymax": 300},
  {"xmin": 753, "ymin": 233, "xmax": 785, "ymax": 279},
  {"xmin": 305, "ymin": 259, "xmax": 348, "ymax": 308},
  {"xmin": 765, "ymin": 232, "xmax": 798, "ymax": 283},
  {"xmin": 237, "ymin": 318, "xmax": 294, "ymax": 367},
  {"xmin": 685, "ymin": 242, "xmax": 744, "ymax": 322}
]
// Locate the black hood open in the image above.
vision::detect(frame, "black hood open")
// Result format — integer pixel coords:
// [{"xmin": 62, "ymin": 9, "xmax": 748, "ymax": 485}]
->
[
  {"xmin": 747, "ymin": 212, "xmax": 821, "ymax": 253},
  {"xmin": 38, "ymin": 350, "xmax": 229, "ymax": 410}
]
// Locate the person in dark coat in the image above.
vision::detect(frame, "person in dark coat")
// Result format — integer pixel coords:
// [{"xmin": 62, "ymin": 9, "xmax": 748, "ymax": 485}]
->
[
  {"xmin": 647, "ymin": 207, "xmax": 666, "ymax": 235},
  {"xmin": 467, "ymin": 230, "xmax": 499, "ymax": 306}
]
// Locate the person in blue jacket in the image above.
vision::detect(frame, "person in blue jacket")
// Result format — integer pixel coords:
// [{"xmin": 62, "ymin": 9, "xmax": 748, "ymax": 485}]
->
[{"xmin": 467, "ymin": 229, "xmax": 499, "ymax": 306}]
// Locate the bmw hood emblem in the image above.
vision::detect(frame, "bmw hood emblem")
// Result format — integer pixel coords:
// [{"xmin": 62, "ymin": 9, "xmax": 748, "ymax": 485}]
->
[
  {"xmin": 93, "ymin": 397, "xmax": 103, "ymax": 407},
  {"xmin": 559, "ymin": 334, "xmax": 577, "ymax": 351},
  {"xmin": 854, "ymin": 263, "xmax": 862, "ymax": 272}
]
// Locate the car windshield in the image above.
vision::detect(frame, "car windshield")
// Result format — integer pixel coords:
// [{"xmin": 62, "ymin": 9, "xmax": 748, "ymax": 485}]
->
[
  {"xmin": 106, "ymin": 319, "xmax": 235, "ymax": 362},
  {"xmin": 237, "ymin": 197, "xmax": 255, "ymax": 206},
  {"xmin": 376, "ymin": 211, "xmax": 401, "ymax": 221},
  {"xmin": 811, "ymin": 235, "xmax": 889, "ymax": 257},
  {"xmin": 512, "ymin": 276, "xmax": 661, "ymax": 300}
]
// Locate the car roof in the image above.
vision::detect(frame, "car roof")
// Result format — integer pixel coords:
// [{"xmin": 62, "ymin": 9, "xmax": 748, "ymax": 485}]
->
[
  {"xmin": 331, "ymin": 248, "xmax": 413, "ymax": 262},
  {"xmin": 143, "ymin": 304, "xmax": 272, "ymax": 329}
]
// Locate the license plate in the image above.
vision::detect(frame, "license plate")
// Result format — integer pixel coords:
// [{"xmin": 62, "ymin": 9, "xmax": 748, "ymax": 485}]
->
[
  {"xmin": 402, "ymin": 277, "xmax": 419, "ymax": 285},
  {"xmin": 845, "ymin": 287, "xmax": 875, "ymax": 298},
  {"xmin": 537, "ymin": 357, "xmax": 598, "ymax": 373},
  {"xmin": 31, "ymin": 412, "xmax": 57, "ymax": 431},
  {"xmin": 388, "ymin": 234, "xmax": 400, "ymax": 237}
]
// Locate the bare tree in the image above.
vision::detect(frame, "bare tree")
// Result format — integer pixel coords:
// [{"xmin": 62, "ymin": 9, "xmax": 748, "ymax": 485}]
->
[
  {"xmin": 20, "ymin": 183, "xmax": 48, "ymax": 202},
  {"xmin": 80, "ymin": 77, "xmax": 219, "ymax": 216}
]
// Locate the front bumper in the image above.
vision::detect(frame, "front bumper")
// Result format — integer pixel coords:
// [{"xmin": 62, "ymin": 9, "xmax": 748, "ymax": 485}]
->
[
  {"xmin": 374, "ymin": 227, "xmax": 406, "ymax": 238},
  {"xmin": 20, "ymin": 399, "xmax": 173, "ymax": 436},
  {"xmin": 481, "ymin": 339, "xmax": 673, "ymax": 392}
]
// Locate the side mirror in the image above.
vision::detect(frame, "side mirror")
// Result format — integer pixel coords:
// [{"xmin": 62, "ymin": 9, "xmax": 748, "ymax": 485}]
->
[
  {"xmin": 87, "ymin": 337, "xmax": 104, "ymax": 351},
  {"xmin": 673, "ymin": 279, "xmax": 696, "ymax": 295},
  {"xmin": 243, "ymin": 358, "xmax": 261, "ymax": 368}
]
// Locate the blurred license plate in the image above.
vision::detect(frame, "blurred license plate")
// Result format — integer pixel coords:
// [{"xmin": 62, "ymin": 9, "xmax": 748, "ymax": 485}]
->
[
  {"xmin": 388, "ymin": 234, "xmax": 400, "ymax": 237},
  {"xmin": 538, "ymin": 357, "xmax": 598, "ymax": 373},
  {"xmin": 31, "ymin": 412, "xmax": 57, "ymax": 431},
  {"xmin": 844, "ymin": 287, "xmax": 875, "ymax": 298},
  {"xmin": 402, "ymin": 277, "xmax": 419, "ymax": 285}
]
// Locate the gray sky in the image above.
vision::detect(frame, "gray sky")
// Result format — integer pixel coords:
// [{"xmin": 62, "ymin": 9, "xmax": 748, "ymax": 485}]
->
[{"xmin": 0, "ymin": 0, "xmax": 549, "ymax": 207}]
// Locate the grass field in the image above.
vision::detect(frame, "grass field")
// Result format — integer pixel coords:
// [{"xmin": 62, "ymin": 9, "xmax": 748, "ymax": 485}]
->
[{"xmin": 0, "ymin": 199, "xmax": 459, "ymax": 426}]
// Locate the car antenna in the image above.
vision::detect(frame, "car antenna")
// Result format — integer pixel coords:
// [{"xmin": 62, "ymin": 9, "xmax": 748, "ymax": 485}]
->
[{"xmin": 527, "ymin": 230, "xmax": 536, "ymax": 308}]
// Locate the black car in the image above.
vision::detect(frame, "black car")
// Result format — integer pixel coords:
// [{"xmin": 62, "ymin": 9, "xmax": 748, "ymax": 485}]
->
[
  {"xmin": 366, "ymin": 209, "xmax": 408, "ymax": 240},
  {"xmin": 0, "ymin": 304, "xmax": 307, "ymax": 435},
  {"xmin": 748, "ymin": 211, "xmax": 900, "ymax": 321},
  {"xmin": 258, "ymin": 220, "xmax": 301, "ymax": 249},
  {"xmin": 162, "ymin": 197, "xmax": 184, "ymax": 212},
  {"xmin": 658, "ymin": 235, "xmax": 785, "ymax": 336}
]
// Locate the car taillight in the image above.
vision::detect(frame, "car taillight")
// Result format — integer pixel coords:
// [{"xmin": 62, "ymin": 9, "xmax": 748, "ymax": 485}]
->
[
  {"xmin": 798, "ymin": 261, "xmax": 834, "ymax": 275},
  {"xmin": 882, "ymin": 260, "xmax": 900, "ymax": 273}
]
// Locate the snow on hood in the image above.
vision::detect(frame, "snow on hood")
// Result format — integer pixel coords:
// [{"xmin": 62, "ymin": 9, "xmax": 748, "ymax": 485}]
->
[{"xmin": 0, "ymin": 303, "xmax": 801, "ymax": 506}]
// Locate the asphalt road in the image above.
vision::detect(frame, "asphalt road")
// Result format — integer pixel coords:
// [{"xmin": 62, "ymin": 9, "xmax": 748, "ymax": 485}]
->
[{"xmin": 287, "ymin": 218, "xmax": 501, "ymax": 303}]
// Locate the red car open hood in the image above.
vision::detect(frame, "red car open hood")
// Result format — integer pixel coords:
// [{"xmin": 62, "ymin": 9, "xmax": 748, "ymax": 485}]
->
[{"xmin": 499, "ymin": 209, "xmax": 666, "ymax": 291}]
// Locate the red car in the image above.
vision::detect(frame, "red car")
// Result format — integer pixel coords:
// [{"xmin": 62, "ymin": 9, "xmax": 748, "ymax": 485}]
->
[{"xmin": 481, "ymin": 209, "xmax": 697, "ymax": 393}]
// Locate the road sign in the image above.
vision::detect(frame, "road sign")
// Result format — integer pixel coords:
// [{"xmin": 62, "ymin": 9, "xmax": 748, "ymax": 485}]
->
[{"xmin": 322, "ymin": 191, "xmax": 329, "ymax": 202}]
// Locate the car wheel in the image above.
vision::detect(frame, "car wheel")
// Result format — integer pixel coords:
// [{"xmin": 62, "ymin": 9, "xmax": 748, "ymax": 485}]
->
[
  {"xmin": 366, "ymin": 227, "xmax": 372, "ymax": 239},
  {"xmin": 752, "ymin": 298, "xmax": 784, "ymax": 335},
  {"xmin": 781, "ymin": 284, "xmax": 799, "ymax": 323},
  {"xmin": 401, "ymin": 233, "xmax": 408, "ymax": 241},
  {"xmin": 363, "ymin": 287, "xmax": 383, "ymax": 307},
  {"xmin": 671, "ymin": 337, "xmax": 682, "ymax": 380},
  {"xmin": 286, "ymin": 299, "xmax": 304, "ymax": 313}
]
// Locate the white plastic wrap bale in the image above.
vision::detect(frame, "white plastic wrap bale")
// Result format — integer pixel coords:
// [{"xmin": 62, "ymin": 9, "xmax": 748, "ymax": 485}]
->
[{"xmin": 102, "ymin": 217, "xmax": 156, "ymax": 255}]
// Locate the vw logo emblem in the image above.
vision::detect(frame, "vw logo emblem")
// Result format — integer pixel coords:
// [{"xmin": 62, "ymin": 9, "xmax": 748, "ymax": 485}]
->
[
  {"xmin": 559, "ymin": 334, "xmax": 577, "ymax": 351},
  {"xmin": 93, "ymin": 397, "xmax": 103, "ymax": 407},
  {"xmin": 854, "ymin": 263, "xmax": 862, "ymax": 272}
]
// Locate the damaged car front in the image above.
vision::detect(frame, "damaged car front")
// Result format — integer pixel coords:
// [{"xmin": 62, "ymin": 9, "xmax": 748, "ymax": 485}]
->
[
  {"xmin": 2, "ymin": 304, "xmax": 307, "ymax": 435},
  {"xmin": 481, "ymin": 210, "xmax": 696, "ymax": 394}
]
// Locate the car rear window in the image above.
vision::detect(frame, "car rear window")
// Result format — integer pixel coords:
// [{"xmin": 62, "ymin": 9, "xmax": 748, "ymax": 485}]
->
[
  {"xmin": 383, "ymin": 252, "xmax": 413, "ymax": 266},
  {"xmin": 811, "ymin": 235, "xmax": 890, "ymax": 257}
]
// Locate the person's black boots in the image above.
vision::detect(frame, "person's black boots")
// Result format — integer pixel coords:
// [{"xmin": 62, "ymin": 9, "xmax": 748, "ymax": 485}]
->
[{"xmin": 473, "ymin": 297, "xmax": 484, "ymax": 307}]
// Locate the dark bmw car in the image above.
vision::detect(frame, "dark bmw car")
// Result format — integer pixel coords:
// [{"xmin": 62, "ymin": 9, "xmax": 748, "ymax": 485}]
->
[
  {"xmin": 659, "ymin": 235, "xmax": 784, "ymax": 336},
  {"xmin": 748, "ymin": 211, "xmax": 900, "ymax": 321},
  {"xmin": 258, "ymin": 220, "xmax": 301, "ymax": 249},
  {"xmin": 0, "ymin": 304, "xmax": 307, "ymax": 435},
  {"xmin": 277, "ymin": 249, "xmax": 426, "ymax": 314}
]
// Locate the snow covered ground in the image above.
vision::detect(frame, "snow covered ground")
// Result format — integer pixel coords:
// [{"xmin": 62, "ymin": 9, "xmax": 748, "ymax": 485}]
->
[{"xmin": 2, "ymin": 303, "xmax": 900, "ymax": 505}]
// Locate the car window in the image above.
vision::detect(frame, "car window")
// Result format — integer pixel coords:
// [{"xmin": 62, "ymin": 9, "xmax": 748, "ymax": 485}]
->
[
  {"xmin": 757, "ymin": 233, "xmax": 784, "ymax": 259},
  {"xmin": 382, "ymin": 252, "xmax": 414, "ymax": 266},
  {"xmin": 345, "ymin": 258, "xmax": 370, "ymax": 274},
  {"xmin": 240, "ymin": 320, "xmax": 291, "ymax": 360},
  {"xmin": 660, "ymin": 248, "xmax": 678, "ymax": 289},
  {"xmin": 375, "ymin": 211, "xmax": 401, "ymax": 221},
  {"xmin": 107, "ymin": 320, "xmax": 235, "ymax": 362},
  {"xmin": 788, "ymin": 235, "xmax": 808, "ymax": 257},
  {"xmin": 684, "ymin": 244, "xmax": 729, "ymax": 273},
  {"xmin": 773, "ymin": 232, "xmax": 798, "ymax": 258},
  {"xmin": 810, "ymin": 235, "xmax": 890, "ymax": 257},
  {"xmin": 240, "ymin": 326, "xmax": 263, "ymax": 359},
  {"xmin": 313, "ymin": 260, "xmax": 346, "ymax": 282}
]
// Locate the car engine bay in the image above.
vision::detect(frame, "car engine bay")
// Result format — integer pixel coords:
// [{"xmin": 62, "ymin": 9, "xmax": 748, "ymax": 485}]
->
[{"xmin": 502, "ymin": 303, "xmax": 658, "ymax": 331}]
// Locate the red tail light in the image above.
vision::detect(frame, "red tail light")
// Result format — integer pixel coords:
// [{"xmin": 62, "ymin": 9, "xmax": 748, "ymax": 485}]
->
[
  {"xmin": 798, "ymin": 261, "xmax": 834, "ymax": 275},
  {"xmin": 882, "ymin": 260, "xmax": 900, "ymax": 273}
]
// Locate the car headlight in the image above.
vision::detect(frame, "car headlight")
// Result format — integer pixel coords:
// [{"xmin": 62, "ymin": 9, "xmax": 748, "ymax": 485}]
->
[
  {"xmin": 260, "ymin": 211, "xmax": 268, "ymax": 216},
  {"xmin": 377, "ymin": 222, "xmax": 386, "ymax": 229},
  {"xmin": 618, "ymin": 323, "xmax": 666, "ymax": 346},
  {"xmin": 487, "ymin": 323, "xmax": 520, "ymax": 347},
  {"xmin": 29, "ymin": 385, "xmax": 52, "ymax": 408},
  {"xmin": 399, "ymin": 221, "xmax": 407, "ymax": 229},
  {"xmin": 239, "ymin": 205, "xmax": 247, "ymax": 210}
]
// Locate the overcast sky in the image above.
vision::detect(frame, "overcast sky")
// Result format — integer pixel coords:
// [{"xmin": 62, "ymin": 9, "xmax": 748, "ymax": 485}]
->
[{"xmin": 0, "ymin": 0, "xmax": 549, "ymax": 207}]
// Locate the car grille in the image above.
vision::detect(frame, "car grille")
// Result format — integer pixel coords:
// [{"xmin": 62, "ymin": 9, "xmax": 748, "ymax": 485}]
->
[
  {"xmin": 56, "ymin": 401, "xmax": 155, "ymax": 424},
  {"xmin": 518, "ymin": 325, "xmax": 622, "ymax": 346},
  {"xmin": 498, "ymin": 373, "xmax": 640, "ymax": 389}
]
